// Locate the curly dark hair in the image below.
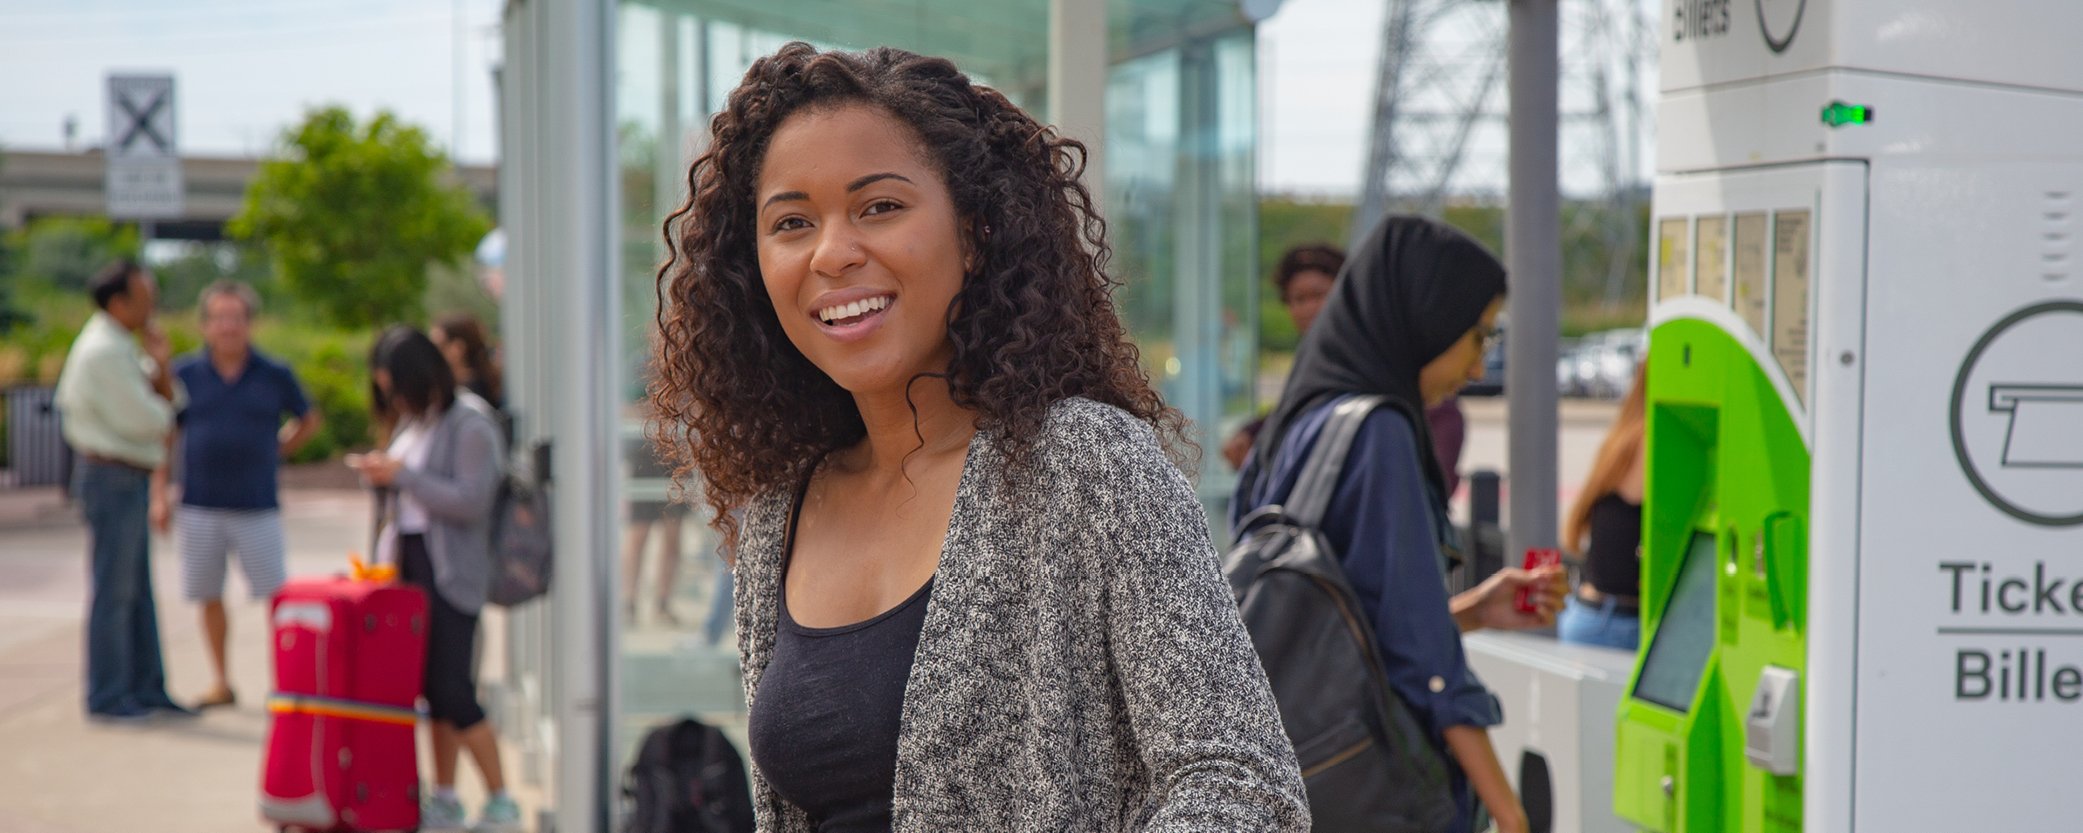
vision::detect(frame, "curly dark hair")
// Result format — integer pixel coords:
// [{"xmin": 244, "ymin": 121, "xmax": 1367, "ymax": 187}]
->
[
  {"xmin": 650, "ymin": 42, "xmax": 1188, "ymax": 543},
  {"xmin": 1272, "ymin": 243, "xmax": 1346, "ymax": 301}
]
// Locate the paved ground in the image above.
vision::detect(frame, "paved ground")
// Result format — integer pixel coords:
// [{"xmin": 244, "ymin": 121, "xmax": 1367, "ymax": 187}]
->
[
  {"xmin": 0, "ymin": 487, "xmax": 536, "ymax": 833},
  {"xmin": 1459, "ymin": 395, "xmax": 1620, "ymax": 511}
]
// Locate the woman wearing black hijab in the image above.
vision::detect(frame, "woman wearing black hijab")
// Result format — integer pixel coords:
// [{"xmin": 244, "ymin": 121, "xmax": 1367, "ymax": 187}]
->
[{"xmin": 1233, "ymin": 215, "xmax": 1566, "ymax": 833}]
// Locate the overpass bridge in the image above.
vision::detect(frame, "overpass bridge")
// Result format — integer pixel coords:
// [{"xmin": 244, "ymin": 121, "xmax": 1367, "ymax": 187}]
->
[{"xmin": 0, "ymin": 149, "xmax": 497, "ymax": 242}]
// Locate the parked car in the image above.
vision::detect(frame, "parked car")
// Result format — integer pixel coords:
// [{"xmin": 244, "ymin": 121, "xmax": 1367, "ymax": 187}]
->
[
  {"xmin": 1556, "ymin": 339, "xmax": 1586, "ymax": 397},
  {"xmin": 1581, "ymin": 328, "xmax": 1646, "ymax": 399},
  {"xmin": 1572, "ymin": 343, "xmax": 1603, "ymax": 397}
]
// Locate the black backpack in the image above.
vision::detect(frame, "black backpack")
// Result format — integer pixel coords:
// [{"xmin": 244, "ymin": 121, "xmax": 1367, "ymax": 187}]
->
[
  {"xmin": 623, "ymin": 717, "xmax": 756, "ymax": 833},
  {"xmin": 486, "ymin": 438, "xmax": 553, "ymax": 607},
  {"xmin": 485, "ymin": 471, "xmax": 553, "ymax": 607},
  {"xmin": 1223, "ymin": 395, "xmax": 1456, "ymax": 833}
]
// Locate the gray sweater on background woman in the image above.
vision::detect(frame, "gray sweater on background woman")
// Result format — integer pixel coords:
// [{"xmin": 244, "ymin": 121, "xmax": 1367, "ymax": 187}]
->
[
  {"xmin": 391, "ymin": 391, "xmax": 505, "ymax": 614},
  {"xmin": 732, "ymin": 398, "xmax": 1310, "ymax": 832}
]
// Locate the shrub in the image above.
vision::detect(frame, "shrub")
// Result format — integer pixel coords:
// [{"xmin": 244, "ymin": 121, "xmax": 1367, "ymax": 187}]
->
[
  {"xmin": 252, "ymin": 324, "xmax": 374, "ymax": 464},
  {"xmin": 7, "ymin": 217, "xmax": 140, "ymax": 293},
  {"xmin": 0, "ymin": 284, "xmax": 380, "ymax": 465}
]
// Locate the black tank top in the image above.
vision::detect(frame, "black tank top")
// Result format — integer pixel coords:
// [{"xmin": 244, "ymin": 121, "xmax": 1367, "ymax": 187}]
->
[
  {"xmin": 1581, "ymin": 493, "xmax": 1643, "ymax": 599},
  {"xmin": 746, "ymin": 487, "xmax": 933, "ymax": 832}
]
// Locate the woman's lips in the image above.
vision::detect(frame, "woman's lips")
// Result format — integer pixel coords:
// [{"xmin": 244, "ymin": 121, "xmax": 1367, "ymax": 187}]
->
[{"xmin": 812, "ymin": 296, "xmax": 893, "ymax": 341}]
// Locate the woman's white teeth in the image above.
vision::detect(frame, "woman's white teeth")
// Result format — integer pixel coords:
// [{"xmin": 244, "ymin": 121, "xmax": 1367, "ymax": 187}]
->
[{"xmin": 818, "ymin": 295, "xmax": 890, "ymax": 323}]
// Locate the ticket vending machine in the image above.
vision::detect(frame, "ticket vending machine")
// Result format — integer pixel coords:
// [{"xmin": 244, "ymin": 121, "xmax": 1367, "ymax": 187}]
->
[{"xmin": 1616, "ymin": 1, "xmax": 2083, "ymax": 830}]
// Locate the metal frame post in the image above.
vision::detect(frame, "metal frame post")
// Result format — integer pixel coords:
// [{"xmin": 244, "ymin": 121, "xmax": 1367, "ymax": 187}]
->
[
  {"xmin": 1507, "ymin": 0, "xmax": 1561, "ymax": 558},
  {"xmin": 1048, "ymin": 0, "xmax": 1108, "ymax": 203}
]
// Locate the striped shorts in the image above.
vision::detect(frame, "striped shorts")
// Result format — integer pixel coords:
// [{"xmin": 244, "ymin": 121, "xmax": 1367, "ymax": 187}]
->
[{"xmin": 177, "ymin": 506, "xmax": 288, "ymax": 602}]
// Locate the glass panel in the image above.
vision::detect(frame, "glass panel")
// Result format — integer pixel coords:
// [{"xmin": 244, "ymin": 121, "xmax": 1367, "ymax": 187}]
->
[
  {"xmin": 614, "ymin": 3, "xmax": 747, "ymax": 785},
  {"xmin": 1106, "ymin": 30, "xmax": 1259, "ymax": 507},
  {"xmin": 1106, "ymin": 48, "xmax": 1184, "ymax": 409},
  {"xmin": 1213, "ymin": 33, "xmax": 1260, "ymax": 466},
  {"xmin": 648, "ymin": 0, "xmax": 1046, "ymax": 115}
]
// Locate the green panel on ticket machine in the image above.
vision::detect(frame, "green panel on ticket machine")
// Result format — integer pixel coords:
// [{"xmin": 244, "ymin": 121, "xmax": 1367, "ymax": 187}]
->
[{"xmin": 1615, "ymin": 319, "xmax": 1809, "ymax": 833}]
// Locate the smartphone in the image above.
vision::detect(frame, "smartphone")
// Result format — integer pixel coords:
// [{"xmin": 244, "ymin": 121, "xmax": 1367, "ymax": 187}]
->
[{"xmin": 1516, "ymin": 548, "xmax": 1562, "ymax": 614}]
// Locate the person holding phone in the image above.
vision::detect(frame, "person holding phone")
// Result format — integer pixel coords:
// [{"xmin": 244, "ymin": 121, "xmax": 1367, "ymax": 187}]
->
[
  {"xmin": 1232, "ymin": 216, "xmax": 1567, "ymax": 833},
  {"xmin": 348, "ymin": 326, "xmax": 519, "ymax": 833}
]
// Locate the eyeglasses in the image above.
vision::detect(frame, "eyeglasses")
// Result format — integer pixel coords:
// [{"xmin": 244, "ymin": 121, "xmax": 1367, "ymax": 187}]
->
[{"xmin": 1472, "ymin": 324, "xmax": 1502, "ymax": 353}]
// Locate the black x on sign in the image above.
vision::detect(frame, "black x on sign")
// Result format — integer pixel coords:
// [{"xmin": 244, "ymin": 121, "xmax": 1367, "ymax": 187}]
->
[
  {"xmin": 106, "ymin": 74, "xmax": 176, "ymax": 159},
  {"xmin": 104, "ymin": 73, "xmax": 183, "ymax": 218}
]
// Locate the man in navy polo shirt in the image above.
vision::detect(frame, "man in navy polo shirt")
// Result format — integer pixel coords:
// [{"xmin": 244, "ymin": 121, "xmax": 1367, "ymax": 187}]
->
[{"xmin": 156, "ymin": 280, "xmax": 322, "ymax": 709}]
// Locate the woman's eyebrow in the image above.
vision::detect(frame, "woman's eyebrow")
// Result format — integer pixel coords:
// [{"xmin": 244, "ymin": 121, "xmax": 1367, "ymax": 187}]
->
[
  {"xmin": 761, "ymin": 190, "xmax": 808, "ymax": 211},
  {"xmin": 847, "ymin": 172, "xmax": 913, "ymax": 192},
  {"xmin": 759, "ymin": 173, "xmax": 913, "ymax": 212}
]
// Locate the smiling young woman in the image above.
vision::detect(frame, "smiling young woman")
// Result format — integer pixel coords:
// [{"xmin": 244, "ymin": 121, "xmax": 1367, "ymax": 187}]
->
[{"xmin": 648, "ymin": 43, "xmax": 1308, "ymax": 833}]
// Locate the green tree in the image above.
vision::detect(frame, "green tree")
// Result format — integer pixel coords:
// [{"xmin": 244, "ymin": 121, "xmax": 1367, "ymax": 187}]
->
[
  {"xmin": 0, "ymin": 149, "xmax": 17, "ymax": 333},
  {"xmin": 6, "ymin": 216, "xmax": 140, "ymax": 293},
  {"xmin": 152, "ymin": 243, "xmax": 275, "ymax": 312},
  {"xmin": 0, "ymin": 234, "xmax": 25, "ymax": 335},
  {"xmin": 230, "ymin": 107, "xmax": 490, "ymax": 328}
]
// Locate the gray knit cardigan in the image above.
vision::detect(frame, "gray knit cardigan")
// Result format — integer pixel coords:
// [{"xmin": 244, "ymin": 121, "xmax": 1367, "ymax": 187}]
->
[
  {"xmin": 732, "ymin": 397, "xmax": 1310, "ymax": 832},
  {"xmin": 389, "ymin": 391, "xmax": 504, "ymax": 614}
]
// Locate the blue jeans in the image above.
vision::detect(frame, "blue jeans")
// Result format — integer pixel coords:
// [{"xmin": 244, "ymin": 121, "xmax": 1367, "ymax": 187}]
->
[
  {"xmin": 76, "ymin": 460, "xmax": 177, "ymax": 714},
  {"xmin": 1557, "ymin": 594, "xmax": 1641, "ymax": 651},
  {"xmin": 703, "ymin": 568, "xmax": 734, "ymax": 646}
]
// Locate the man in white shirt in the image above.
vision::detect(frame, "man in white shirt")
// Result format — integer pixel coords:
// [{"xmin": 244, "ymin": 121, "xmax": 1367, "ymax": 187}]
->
[{"xmin": 53, "ymin": 259, "xmax": 193, "ymax": 721}]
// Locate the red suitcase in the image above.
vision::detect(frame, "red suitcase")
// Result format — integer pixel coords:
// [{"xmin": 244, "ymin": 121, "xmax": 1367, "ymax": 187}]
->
[{"xmin": 261, "ymin": 577, "xmax": 428, "ymax": 832}]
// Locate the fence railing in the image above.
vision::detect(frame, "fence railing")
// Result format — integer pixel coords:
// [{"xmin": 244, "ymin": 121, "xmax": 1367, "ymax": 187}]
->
[{"xmin": 3, "ymin": 385, "xmax": 71, "ymax": 491}]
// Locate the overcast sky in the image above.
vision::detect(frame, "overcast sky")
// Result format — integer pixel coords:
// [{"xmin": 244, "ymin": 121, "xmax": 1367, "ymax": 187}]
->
[
  {"xmin": 1256, "ymin": 0, "xmax": 1388, "ymax": 195},
  {"xmin": 0, "ymin": 0, "xmax": 508, "ymax": 164},
  {"xmin": 0, "ymin": 0, "xmax": 1633, "ymax": 198}
]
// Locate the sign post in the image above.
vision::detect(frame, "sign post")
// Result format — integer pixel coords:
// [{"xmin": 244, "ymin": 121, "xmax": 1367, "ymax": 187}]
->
[{"xmin": 104, "ymin": 73, "xmax": 183, "ymax": 226}]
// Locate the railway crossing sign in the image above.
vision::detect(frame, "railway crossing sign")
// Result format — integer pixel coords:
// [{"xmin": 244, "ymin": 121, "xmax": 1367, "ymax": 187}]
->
[{"xmin": 105, "ymin": 73, "xmax": 184, "ymax": 219}]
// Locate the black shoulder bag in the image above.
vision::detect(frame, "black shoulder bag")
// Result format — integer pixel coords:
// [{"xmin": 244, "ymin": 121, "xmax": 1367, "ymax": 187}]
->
[{"xmin": 1223, "ymin": 395, "xmax": 1457, "ymax": 833}]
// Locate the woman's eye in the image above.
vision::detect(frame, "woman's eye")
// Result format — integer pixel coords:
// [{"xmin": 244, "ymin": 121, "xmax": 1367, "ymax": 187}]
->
[
  {"xmin": 772, "ymin": 216, "xmax": 809, "ymax": 233},
  {"xmin": 863, "ymin": 200, "xmax": 902, "ymax": 217}
]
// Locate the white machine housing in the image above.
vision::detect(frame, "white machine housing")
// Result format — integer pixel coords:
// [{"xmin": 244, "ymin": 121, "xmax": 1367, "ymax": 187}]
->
[
  {"xmin": 1466, "ymin": 632, "xmax": 1635, "ymax": 833},
  {"xmin": 1650, "ymin": 0, "xmax": 2083, "ymax": 830}
]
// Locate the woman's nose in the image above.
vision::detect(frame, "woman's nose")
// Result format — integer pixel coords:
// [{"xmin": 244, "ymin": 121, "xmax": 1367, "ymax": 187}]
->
[{"xmin": 809, "ymin": 223, "xmax": 866, "ymax": 277}]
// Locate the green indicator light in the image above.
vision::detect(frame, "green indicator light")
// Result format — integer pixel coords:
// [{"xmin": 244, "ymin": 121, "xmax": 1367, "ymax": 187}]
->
[{"xmin": 1821, "ymin": 101, "xmax": 1875, "ymax": 128}]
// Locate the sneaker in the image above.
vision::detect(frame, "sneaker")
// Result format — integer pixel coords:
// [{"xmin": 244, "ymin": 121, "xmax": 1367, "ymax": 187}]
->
[
  {"xmin": 422, "ymin": 793, "xmax": 468, "ymax": 832},
  {"xmin": 474, "ymin": 794, "xmax": 522, "ymax": 833}
]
